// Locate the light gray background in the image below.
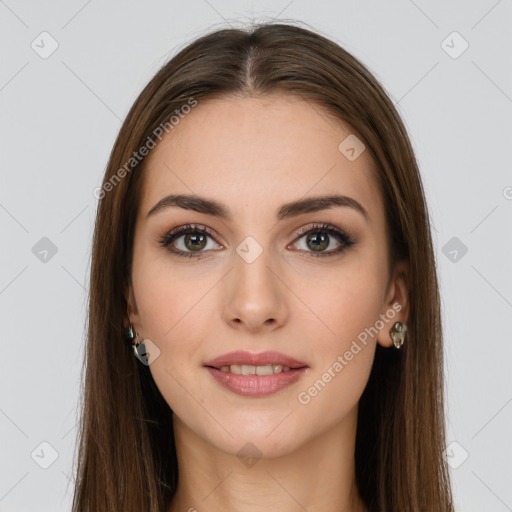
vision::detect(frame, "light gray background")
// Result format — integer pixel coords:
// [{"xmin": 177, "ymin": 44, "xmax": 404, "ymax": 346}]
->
[{"xmin": 1, "ymin": 1, "xmax": 511, "ymax": 511}]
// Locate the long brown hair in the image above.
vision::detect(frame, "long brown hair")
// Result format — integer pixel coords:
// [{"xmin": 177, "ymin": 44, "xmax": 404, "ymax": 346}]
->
[{"xmin": 72, "ymin": 21, "xmax": 454, "ymax": 511}]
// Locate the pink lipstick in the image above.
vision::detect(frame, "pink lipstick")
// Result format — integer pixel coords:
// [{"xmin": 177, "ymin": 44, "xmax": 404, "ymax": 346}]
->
[{"xmin": 204, "ymin": 350, "xmax": 309, "ymax": 397}]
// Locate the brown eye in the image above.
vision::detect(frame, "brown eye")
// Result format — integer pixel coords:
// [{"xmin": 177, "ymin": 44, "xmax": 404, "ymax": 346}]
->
[
  {"xmin": 290, "ymin": 223, "xmax": 356, "ymax": 257},
  {"xmin": 305, "ymin": 232, "xmax": 330, "ymax": 252},
  {"xmin": 159, "ymin": 225, "xmax": 222, "ymax": 258},
  {"xmin": 182, "ymin": 232, "xmax": 208, "ymax": 251}
]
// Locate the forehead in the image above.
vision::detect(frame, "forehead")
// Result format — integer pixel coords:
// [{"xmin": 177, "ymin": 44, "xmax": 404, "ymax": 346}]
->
[{"xmin": 139, "ymin": 94, "xmax": 383, "ymax": 224}]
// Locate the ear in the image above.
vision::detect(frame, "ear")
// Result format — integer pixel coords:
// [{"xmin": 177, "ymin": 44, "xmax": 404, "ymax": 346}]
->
[
  {"xmin": 376, "ymin": 259, "xmax": 409, "ymax": 348},
  {"xmin": 124, "ymin": 278, "xmax": 143, "ymax": 337}
]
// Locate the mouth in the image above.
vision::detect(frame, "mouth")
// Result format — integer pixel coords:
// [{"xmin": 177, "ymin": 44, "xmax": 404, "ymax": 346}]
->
[
  {"xmin": 203, "ymin": 350, "xmax": 309, "ymax": 397},
  {"xmin": 205, "ymin": 363, "xmax": 305, "ymax": 374},
  {"xmin": 203, "ymin": 350, "xmax": 308, "ymax": 370}
]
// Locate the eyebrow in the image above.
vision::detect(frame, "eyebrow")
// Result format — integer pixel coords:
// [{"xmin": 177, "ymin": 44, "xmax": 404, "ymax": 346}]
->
[{"xmin": 147, "ymin": 193, "xmax": 370, "ymax": 223}]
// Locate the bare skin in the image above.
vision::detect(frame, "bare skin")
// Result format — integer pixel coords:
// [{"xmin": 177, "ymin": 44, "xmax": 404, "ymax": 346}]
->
[{"xmin": 127, "ymin": 93, "xmax": 409, "ymax": 512}]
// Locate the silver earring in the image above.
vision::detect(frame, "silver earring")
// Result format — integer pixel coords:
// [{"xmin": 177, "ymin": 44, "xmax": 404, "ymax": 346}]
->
[
  {"xmin": 390, "ymin": 321, "xmax": 407, "ymax": 349},
  {"xmin": 125, "ymin": 324, "xmax": 147, "ymax": 364}
]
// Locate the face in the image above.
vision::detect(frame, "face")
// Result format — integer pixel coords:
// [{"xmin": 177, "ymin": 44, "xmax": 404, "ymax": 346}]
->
[{"xmin": 127, "ymin": 94, "xmax": 408, "ymax": 457}]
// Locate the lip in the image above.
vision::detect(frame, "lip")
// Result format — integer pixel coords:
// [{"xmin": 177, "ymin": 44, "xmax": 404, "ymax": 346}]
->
[
  {"xmin": 205, "ymin": 367, "xmax": 308, "ymax": 397},
  {"xmin": 203, "ymin": 350, "xmax": 308, "ymax": 369},
  {"xmin": 203, "ymin": 350, "xmax": 309, "ymax": 398}
]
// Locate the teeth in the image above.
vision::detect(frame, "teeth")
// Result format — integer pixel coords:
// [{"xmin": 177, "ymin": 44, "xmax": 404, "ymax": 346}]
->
[
  {"xmin": 257, "ymin": 365, "xmax": 274, "ymax": 375},
  {"xmin": 219, "ymin": 364, "xmax": 292, "ymax": 374}
]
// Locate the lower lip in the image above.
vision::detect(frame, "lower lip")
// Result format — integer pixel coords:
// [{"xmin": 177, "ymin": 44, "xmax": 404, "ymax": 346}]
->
[{"xmin": 205, "ymin": 366, "xmax": 308, "ymax": 397}]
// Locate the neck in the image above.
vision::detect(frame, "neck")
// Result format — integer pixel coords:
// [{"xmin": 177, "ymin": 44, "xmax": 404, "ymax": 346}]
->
[{"xmin": 168, "ymin": 406, "xmax": 368, "ymax": 512}]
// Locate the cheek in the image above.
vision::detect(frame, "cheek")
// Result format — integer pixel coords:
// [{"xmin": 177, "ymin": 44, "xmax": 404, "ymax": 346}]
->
[
  {"xmin": 134, "ymin": 267, "xmax": 208, "ymax": 363},
  {"xmin": 294, "ymin": 254, "xmax": 385, "ymax": 353},
  {"xmin": 132, "ymin": 241, "xmax": 207, "ymax": 346},
  {"xmin": 131, "ymin": 251, "xmax": 218, "ymax": 411},
  {"xmin": 290, "ymin": 262, "xmax": 383, "ymax": 425}
]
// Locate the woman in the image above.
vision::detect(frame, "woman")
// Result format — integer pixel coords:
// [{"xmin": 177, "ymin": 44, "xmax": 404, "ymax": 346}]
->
[{"xmin": 72, "ymin": 22, "xmax": 455, "ymax": 511}]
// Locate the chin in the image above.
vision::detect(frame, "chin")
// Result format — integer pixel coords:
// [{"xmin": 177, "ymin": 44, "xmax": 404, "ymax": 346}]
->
[{"xmin": 200, "ymin": 414, "xmax": 309, "ymax": 459}]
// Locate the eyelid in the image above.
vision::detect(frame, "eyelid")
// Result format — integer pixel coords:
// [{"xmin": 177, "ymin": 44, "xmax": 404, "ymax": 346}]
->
[
  {"xmin": 159, "ymin": 222, "xmax": 356, "ymax": 258},
  {"xmin": 158, "ymin": 224, "xmax": 223, "ymax": 248},
  {"xmin": 288, "ymin": 222, "xmax": 356, "ymax": 255}
]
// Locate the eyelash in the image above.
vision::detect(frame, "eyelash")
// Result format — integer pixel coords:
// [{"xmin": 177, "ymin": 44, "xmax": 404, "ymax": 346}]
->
[{"xmin": 158, "ymin": 223, "xmax": 356, "ymax": 259}]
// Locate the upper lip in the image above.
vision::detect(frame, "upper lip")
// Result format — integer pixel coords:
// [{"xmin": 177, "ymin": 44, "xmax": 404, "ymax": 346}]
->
[{"xmin": 204, "ymin": 350, "xmax": 308, "ymax": 369}]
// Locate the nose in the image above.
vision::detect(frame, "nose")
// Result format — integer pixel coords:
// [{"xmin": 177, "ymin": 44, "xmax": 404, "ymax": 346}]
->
[{"xmin": 222, "ymin": 245, "xmax": 289, "ymax": 333}]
